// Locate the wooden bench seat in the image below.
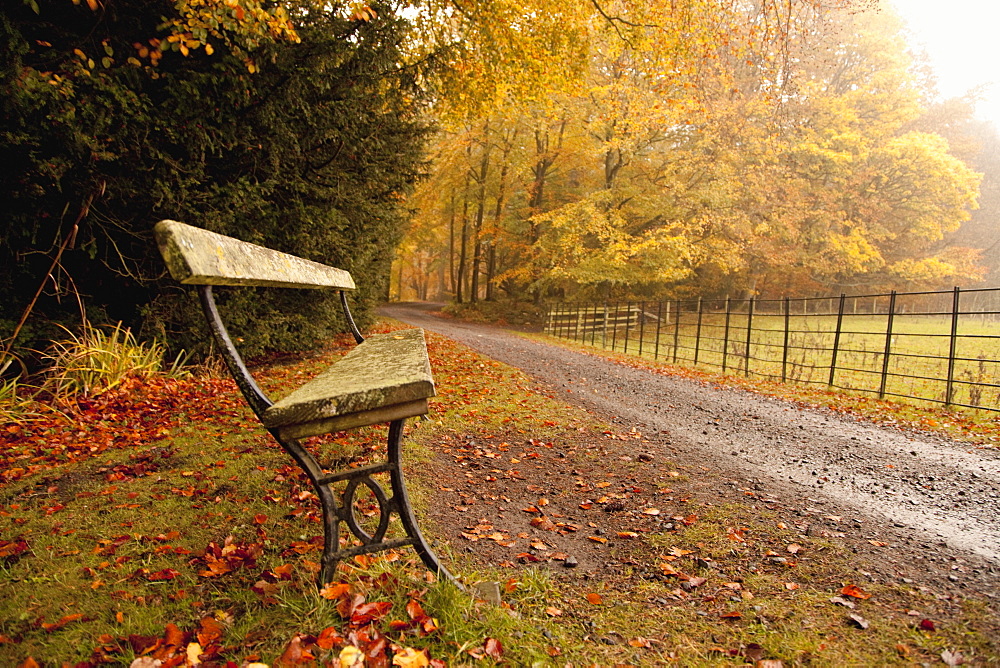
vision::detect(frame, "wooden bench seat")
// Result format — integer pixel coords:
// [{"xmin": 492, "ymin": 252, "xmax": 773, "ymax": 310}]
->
[
  {"xmin": 263, "ymin": 329, "xmax": 435, "ymax": 440},
  {"xmin": 155, "ymin": 219, "xmax": 457, "ymax": 589}
]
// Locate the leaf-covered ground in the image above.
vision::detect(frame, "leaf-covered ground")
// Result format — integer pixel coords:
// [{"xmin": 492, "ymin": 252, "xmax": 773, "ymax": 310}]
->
[{"xmin": 1, "ymin": 324, "xmax": 998, "ymax": 666}]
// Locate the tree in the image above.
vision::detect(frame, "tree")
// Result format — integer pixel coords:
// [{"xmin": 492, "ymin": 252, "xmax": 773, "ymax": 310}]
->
[{"xmin": 1, "ymin": 0, "xmax": 427, "ymax": 358}]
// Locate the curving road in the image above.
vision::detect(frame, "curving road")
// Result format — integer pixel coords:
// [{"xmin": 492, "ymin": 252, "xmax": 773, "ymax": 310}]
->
[{"xmin": 383, "ymin": 303, "xmax": 1000, "ymax": 573}]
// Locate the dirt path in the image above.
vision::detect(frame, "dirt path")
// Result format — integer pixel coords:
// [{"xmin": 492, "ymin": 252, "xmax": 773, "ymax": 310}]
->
[{"xmin": 382, "ymin": 302, "xmax": 1000, "ymax": 598}]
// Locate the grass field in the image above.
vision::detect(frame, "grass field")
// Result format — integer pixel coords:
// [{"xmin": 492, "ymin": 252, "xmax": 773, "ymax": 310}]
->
[{"xmin": 547, "ymin": 304, "xmax": 1000, "ymax": 412}]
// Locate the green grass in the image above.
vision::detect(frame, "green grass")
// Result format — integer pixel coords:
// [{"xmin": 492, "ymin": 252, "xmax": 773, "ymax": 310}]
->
[
  {"xmin": 1, "ymin": 323, "xmax": 997, "ymax": 666},
  {"xmin": 548, "ymin": 308, "xmax": 1000, "ymax": 412}
]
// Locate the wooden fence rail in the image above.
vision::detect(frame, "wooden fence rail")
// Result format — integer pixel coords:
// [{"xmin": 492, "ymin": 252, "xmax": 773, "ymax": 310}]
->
[{"xmin": 544, "ymin": 286, "xmax": 1000, "ymax": 412}]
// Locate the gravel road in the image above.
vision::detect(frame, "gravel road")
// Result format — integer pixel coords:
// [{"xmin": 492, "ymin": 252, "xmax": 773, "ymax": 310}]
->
[{"xmin": 382, "ymin": 302, "xmax": 1000, "ymax": 588}]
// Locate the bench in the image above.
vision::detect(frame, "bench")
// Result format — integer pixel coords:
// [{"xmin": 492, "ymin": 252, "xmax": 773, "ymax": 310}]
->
[{"xmin": 154, "ymin": 220, "xmax": 457, "ymax": 588}]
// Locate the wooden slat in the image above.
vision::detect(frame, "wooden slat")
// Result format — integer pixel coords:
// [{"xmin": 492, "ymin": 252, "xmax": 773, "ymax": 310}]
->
[
  {"xmin": 155, "ymin": 220, "xmax": 355, "ymax": 289},
  {"xmin": 262, "ymin": 328, "xmax": 435, "ymax": 433}
]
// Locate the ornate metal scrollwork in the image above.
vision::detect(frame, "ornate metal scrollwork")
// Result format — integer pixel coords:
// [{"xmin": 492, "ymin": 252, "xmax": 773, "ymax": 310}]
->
[{"xmin": 342, "ymin": 474, "xmax": 393, "ymax": 545}]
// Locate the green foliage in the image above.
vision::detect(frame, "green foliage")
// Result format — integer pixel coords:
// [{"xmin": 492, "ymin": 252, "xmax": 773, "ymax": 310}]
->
[
  {"xmin": 41, "ymin": 322, "xmax": 188, "ymax": 400},
  {"xmin": 0, "ymin": 377, "xmax": 45, "ymax": 425},
  {"xmin": 1, "ymin": 0, "xmax": 426, "ymax": 359}
]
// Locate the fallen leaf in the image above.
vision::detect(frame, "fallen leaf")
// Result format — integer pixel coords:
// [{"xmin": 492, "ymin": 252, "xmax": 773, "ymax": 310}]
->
[
  {"xmin": 786, "ymin": 543, "xmax": 801, "ymax": 554},
  {"xmin": 847, "ymin": 613, "xmax": 870, "ymax": 630},
  {"xmin": 41, "ymin": 613, "xmax": 84, "ymax": 632},
  {"xmin": 743, "ymin": 643, "xmax": 764, "ymax": 661},
  {"xmin": 339, "ymin": 645, "xmax": 364, "ymax": 668},
  {"xmin": 784, "ymin": 582, "xmax": 800, "ymax": 590},
  {"xmin": 628, "ymin": 637, "xmax": 651, "ymax": 648},
  {"xmin": 919, "ymin": 619, "xmax": 936, "ymax": 631},
  {"xmin": 840, "ymin": 584, "xmax": 871, "ymax": 600},
  {"xmin": 586, "ymin": 593, "xmax": 603, "ymax": 605},
  {"xmin": 941, "ymin": 649, "xmax": 965, "ymax": 666},
  {"xmin": 186, "ymin": 642, "xmax": 203, "ymax": 665},
  {"xmin": 587, "ymin": 536, "xmax": 608, "ymax": 544},
  {"xmin": 320, "ymin": 582, "xmax": 352, "ymax": 600},
  {"xmin": 642, "ymin": 508, "xmax": 661, "ymax": 515},
  {"xmin": 545, "ymin": 606, "xmax": 562, "ymax": 617},
  {"xmin": 277, "ymin": 635, "xmax": 314, "ymax": 666},
  {"xmin": 829, "ymin": 596, "xmax": 856, "ymax": 609},
  {"xmin": 483, "ymin": 637, "xmax": 503, "ymax": 659},
  {"xmin": 392, "ymin": 646, "xmax": 429, "ymax": 667}
]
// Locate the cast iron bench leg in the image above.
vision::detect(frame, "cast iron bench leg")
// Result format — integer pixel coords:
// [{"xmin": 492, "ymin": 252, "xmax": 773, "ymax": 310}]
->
[{"xmin": 271, "ymin": 420, "xmax": 458, "ymax": 589}]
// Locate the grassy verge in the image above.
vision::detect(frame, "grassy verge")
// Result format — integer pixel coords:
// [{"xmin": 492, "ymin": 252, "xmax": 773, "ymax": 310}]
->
[{"xmin": 0, "ymin": 323, "xmax": 997, "ymax": 666}]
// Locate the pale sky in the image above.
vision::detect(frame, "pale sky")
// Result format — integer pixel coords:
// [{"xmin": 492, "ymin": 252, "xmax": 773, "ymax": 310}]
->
[{"xmin": 890, "ymin": 0, "xmax": 1000, "ymax": 128}]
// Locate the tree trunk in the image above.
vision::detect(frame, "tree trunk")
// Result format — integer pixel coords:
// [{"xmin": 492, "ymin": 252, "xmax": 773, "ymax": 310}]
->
[
  {"xmin": 448, "ymin": 189, "xmax": 456, "ymax": 296},
  {"xmin": 470, "ymin": 122, "xmax": 491, "ymax": 304},
  {"xmin": 456, "ymin": 174, "xmax": 470, "ymax": 304}
]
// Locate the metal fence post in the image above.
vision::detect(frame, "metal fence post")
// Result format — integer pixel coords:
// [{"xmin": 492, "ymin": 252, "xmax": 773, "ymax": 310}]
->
[
  {"xmin": 603, "ymin": 302, "xmax": 609, "ymax": 349},
  {"xmin": 638, "ymin": 302, "xmax": 646, "ymax": 357},
  {"xmin": 612, "ymin": 302, "xmax": 619, "ymax": 352},
  {"xmin": 672, "ymin": 300, "xmax": 681, "ymax": 362},
  {"xmin": 879, "ymin": 290, "xmax": 897, "ymax": 399},
  {"xmin": 624, "ymin": 302, "xmax": 632, "ymax": 354},
  {"xmin": 591, "ymin": 302, "xmax": 598, "ymax": 346},
  {"xmin": 946, "ymin": 286, "xmax": 961, "ymax": 406},
  {"xmin": 694, "ymin": 297, "xmax": 704, "ymax": 366},
  {"xmin": 782, "ymin": 296, "xmax": 790, "ymax": 382},
  {"xmin": 654, "ymin": 301, "xmax": 663, "ymax": 360},
  {"xmin": 829, "ymin": 293, "xmax": 845, "ymax": 388},
  {"xmin": 744, "ymin": 297, "xmax": 755, "ymax": 377},
  {"xmin": 722, "ymin": 297, "xmax": 731, "ymax": 373}
]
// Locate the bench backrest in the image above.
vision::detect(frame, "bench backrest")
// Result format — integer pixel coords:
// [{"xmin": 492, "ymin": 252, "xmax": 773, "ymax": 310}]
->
[{"xmin": 155, "ymin": 220, "xmax": 355, "ymax": 290}]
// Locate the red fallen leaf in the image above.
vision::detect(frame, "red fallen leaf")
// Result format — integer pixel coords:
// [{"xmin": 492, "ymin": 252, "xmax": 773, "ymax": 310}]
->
[
  {"xmin": 145, "ymin": 568, "xmax": 181, "ymax": 581},
  {"xmin": 273, "ymin": 563, "xmax": 294, "ymax": 580},
  {"xmin": 545, "ymin": 645, "xmax": 562, "ymax": 656},
  {"xmin": 720, "ymin": 611, "xmax": 742, "ymax": 619},
  {"xmin": 338, "ymin": 592, "xmax": 366, "ymax": 619},
  {"xmin": 406, "ymin": 599, "xmax": 428, "ymax": 621},
  {"xmin": 316, "ymin": 626, "xmax": 346, "ymax": 650},
  {"xmin": 586, "ymin": 593, "xmax": 603, "ymax": 605},
  {"xmin": 320, "ymin": 582, "xmax": 352, "ymax": 600},
  {"xmin": 483, "ymin": 637, "xmax": 503, "ymax": 659},
  {"xmin": 275, "ymin": 635, "xmax": 314, "ymax": 666},
  {"xmin": 164, "ymin": 623, "xmax": 185, "ymax": 649},
  {"xmin": 40, "ymin": 613, "xmax": 84, "ymax": 632},
  {"xmin": 840, "ymin": 584, "xmax": 872, "ymax": 600},
  {"xmin": 350, "ymin": 600, "xmax": 392, "ymax": 626},
  {"xmin": 197, "ymin": 617, "xmax": 224, "ymax": 646},
  {"xmin": 252, "ymin": 579, "xmax": 281, "ymax": 604},
  {"xmin": 628, "ymin": 637, "xmax": 651, "ymax": 648},
  {"xmin": 919, "ymin": 619, "xmax": 936, "ymax": 631},
  {"xmin": 253, "ymin": 513, "xmax": 268, "ymax": 525},
  {"xmin": 17, "ymin": 658, "xmax": 40, "ymax": 668},
  {"xmin": 515, "ymin": 552, "xmax": 540, "ymax": 563}
]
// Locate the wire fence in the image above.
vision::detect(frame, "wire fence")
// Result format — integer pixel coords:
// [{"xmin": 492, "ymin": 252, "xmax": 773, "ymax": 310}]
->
[{"xmin": 544, "ymin": 287, "xmax": 1000, "ymax": 412}]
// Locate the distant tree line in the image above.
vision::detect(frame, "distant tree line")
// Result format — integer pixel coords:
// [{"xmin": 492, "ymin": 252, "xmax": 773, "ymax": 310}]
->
[{"xmin": 399, "ymin": 1, "xmax": 994, "ymax": 304}]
